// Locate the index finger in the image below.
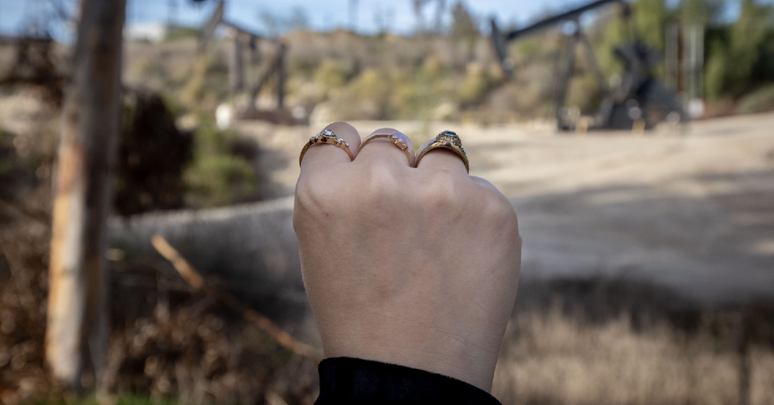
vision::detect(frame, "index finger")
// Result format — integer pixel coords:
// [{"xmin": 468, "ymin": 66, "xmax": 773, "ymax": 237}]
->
[{"xmin": 300, "ymin": 122, "xmax": 362, "ymax": 171}]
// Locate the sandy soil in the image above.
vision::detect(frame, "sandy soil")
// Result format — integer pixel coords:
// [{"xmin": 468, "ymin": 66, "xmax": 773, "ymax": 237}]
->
[{"xmin": 239, "ymin": 113, "xmax": 774, "ymax": 305}]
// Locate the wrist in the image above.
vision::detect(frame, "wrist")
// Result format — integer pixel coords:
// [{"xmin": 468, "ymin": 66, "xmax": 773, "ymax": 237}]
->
[
  {"xmin": 321, "ymin": 326, "xmax": 500, "ymax": 392},
  {"xmin": 316, "ymin": 357, "xmax": 502, "ymax": 404}
]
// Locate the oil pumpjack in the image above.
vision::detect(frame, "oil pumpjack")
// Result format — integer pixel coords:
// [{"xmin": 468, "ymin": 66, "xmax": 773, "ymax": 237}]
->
[{"xmin": 490, "ymin": 0, "xmax": 687, "ymax": 131}]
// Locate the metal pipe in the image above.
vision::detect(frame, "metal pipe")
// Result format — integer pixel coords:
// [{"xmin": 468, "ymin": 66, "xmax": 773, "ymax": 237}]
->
[{"xmin": 504, "ymin": 0, "xmax": 623, "ymax": 41}]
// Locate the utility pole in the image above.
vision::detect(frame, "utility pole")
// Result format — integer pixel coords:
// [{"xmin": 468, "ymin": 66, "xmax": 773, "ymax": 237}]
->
[
  {"xmin": 167, "ymin": 0, "xmax": 178, "ymax": 29},
  {"xmin": 46, "ymin": 0, "xmax": 126, "ymax": 393},
  {"xmin": 349, "ymin": 0, "xmax": 359, "ymax": 32},
  {"xmin": 229, "ymin": 28, "xmax": 244, "ymax": 92},
  {"xmin": 414, "ymin": 0, "xmax": 424, "ymax": 32},
  {"xmin": 434, "ymin": 0, "xmax": 445, "ymax": 33}
]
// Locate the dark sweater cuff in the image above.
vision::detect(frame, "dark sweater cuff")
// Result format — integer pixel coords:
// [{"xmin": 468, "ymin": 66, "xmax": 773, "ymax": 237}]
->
[{"xmin": 315, "ymin": 357, "xmax": 501, "ymax": 405}]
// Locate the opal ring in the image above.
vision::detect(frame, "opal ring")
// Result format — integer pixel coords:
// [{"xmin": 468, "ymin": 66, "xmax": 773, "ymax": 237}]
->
[
  {"xmin": 299, "ymin": 129, "xmax": 354, "ymax": 166},
  {"xmin": 414, "ymin": 130, "xmax": 469, "ymax": 173},
  {"xmin": 357, "ymin": 132, "xmax": 413, "ymax": 166}
]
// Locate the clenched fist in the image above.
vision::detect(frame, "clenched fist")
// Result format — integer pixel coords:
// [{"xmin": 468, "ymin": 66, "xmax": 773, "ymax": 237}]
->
[{"xmin": 293, "ymin": 122, "xmax": 521, "ymax": 391}]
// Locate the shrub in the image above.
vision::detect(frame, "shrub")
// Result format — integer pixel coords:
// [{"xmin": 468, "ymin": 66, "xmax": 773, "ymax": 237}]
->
[
  {"xmin": 314, "ymin": 59, "xmax": 349, "ymax": 99},
  {"xmin": 115, "ymin": 93, "xmax": 192, "ymax": 216},
  {"xmin": 458, "ymin": 62, "xmax": 496, "ymax": 107},
  {"xmin": 184, "ymin": 123, "xmax": 259, "ymax": 208},
  {"xmin": 180, "ymin": 55, "xmax": 230, "ymax": 110},
  {"xmin": 737, "ymin": 83, "xmax": 774, "ymax": 114}
]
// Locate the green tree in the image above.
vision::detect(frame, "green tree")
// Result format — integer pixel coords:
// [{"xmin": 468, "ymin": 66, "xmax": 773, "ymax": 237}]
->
[
  {"xmin": 705, "ymin": 0, "xmax": 774, "ymax": 99},
  {"xmin": 680, "ymin": 0, "xmax": 726, "ymax": 26},
  {"xmin": 451, "ymin": 1, "xmax": 478, "ymax": 38},
  {"xmin": 727, "ymin": 0, "xmax": 772, "ymax": 86},
  {"xmin": 704, "ymin": 36, "xmax": 729, "ymax": 100},
  {"xmin": 592, "ymin": 9, "xmax": 627, "ymax": 77},
  {"xmin": 634, "ymin": 0, "xmax": 667, "ymax": 51},
  {"xmin": 450, "ymin": 2, "xmax": 479, "ymax": 64}
]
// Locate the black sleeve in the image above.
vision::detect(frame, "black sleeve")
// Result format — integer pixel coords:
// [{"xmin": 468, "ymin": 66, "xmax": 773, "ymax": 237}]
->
[{"xmin": 314, "ymin": 357, "xmax": 502, "ymax": 405}]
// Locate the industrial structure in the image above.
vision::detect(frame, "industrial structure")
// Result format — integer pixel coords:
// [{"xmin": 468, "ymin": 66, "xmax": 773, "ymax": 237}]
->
[
  {"xmin": 199, "ymin": 0, "xmax": 294, "ymax": 124},
  {"xmin": 490, "ymin": 0, "xmax": 688, "ymax": 131}
]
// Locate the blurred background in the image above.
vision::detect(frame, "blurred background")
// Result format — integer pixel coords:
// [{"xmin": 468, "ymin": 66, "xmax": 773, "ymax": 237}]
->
[{"xmin": 1, "ymin": 0, "xmax": 773, "ymax": 404}]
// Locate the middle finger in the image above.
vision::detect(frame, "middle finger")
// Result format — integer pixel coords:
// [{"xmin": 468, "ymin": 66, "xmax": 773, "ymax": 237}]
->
[{"xmin": 356, "ymin": 128, "xmax": 415, "ymax": 167}]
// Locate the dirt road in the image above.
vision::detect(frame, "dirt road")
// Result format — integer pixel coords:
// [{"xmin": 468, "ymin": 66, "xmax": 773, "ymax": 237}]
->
[
  {"xmin": 467, "ymin": 115, "xmax": 774, "ymax": 305},
  {"xmin": 243, "ymin": 113, "xmax": 774, "ymax": 305}
]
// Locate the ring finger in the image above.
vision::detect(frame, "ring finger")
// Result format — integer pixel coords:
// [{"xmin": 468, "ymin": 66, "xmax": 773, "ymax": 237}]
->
[{"xmin": 414, "ymin": 131, "xmax": 469, "ymax": 175}]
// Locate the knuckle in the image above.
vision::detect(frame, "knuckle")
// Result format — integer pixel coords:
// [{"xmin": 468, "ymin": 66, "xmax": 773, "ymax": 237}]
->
[
  {"xmin": 295, "ymin": 170, "xmax": 343, "ymax": 216},
  {"xmin": 419, "ymin": 174, "xmax": 464, "ymax": 214},
  {"xmin": 362, "ymin": 162, "xmax": 402, "ymax": 202},
  {"xmin": 487, "ymin": 194, "xmax": 516, "ymax": 218},
  {"xmin": 294, "ymin": 174, "xmax": 315, "ymax": 201},
  {"xmin": 294, "ymin": 174, "xmax": 324, "ymax": 207},
  {"xmin": 481, "ymin": 191, "xmax": 520, "ymax": 234}
]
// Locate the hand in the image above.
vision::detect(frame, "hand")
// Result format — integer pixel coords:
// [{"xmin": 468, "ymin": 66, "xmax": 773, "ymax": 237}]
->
[{"xmin": 293, "ymin": 122, "xmax": 521, "ymax": 391}]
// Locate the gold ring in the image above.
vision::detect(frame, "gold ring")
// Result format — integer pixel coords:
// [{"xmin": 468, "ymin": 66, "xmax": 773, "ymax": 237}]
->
[
  {"xmin": 414, "ymin": 130, "xmax": 469, "ymax": 173},
  {"xmin": 357, "ymin": 132, "xmax": 413, "ymax": 166},
  {"xmin": 299, "ymin": 129, "xmax": 354, "ymax": 166}
]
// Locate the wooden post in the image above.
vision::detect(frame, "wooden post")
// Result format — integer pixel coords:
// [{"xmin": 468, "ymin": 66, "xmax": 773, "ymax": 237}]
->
[
  {"xmin": 230, "ymin": 28, "xmax": 244, "ymax": 92},
  {"xmin": 276, "ymin": 43, "xmax": 286, "ymax": 110},
  {"xmin": 554, "ymin": 30, "xmax": 577, "ymax": 130},
  {"xmin": 738, "ymin": 311, "xmax": 751, "ymax": 405},
  {"xmin": 46, "ymin": 0, "xmax": 126, "ymax": 392},
  {"xmin": 246, "ymin": 35, "xmax": 261, "ymax": 111}
]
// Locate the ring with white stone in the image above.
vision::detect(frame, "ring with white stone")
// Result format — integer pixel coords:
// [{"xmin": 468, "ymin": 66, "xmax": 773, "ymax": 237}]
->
[
  {"xmin": 357, "ymin": 132, "xmax": 413, "ymax": 166},
  {"xmin": 299, "ymin": 129, "xmax": 354, "ymax": 166}
]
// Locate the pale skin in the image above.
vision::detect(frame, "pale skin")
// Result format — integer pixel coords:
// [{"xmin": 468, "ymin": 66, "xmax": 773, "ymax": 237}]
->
[{"xmin": 293, "ymin": 121, "xmax": 522, "ymax": 392}]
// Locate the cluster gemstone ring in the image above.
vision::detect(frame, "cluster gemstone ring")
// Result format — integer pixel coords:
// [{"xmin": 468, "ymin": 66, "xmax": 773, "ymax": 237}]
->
[
  {"xmin": 298, "ymin": 129, "xmax": 354, "ymax": 166},
  {"xmin": 299, "ymin": 128, "xmax": 469, "ymax": 173}
]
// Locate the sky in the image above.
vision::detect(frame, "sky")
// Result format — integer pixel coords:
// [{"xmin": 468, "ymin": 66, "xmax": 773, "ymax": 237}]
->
[{"xmin": 0, "ymin": 0, "xmax": 758, "ymax": 43}]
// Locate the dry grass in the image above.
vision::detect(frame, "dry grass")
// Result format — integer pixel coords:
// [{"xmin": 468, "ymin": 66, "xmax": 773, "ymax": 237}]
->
[
  {"xmin": 0, "ymin": 190, "xmax": 319, "ymax": 404},
  {"xmin": 493, "ymin": 295, "xmax": 774, "ymax": 405},
  {"xmin": 3, "ymin": 182, "xmax": 774, "ymax": 405}
]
